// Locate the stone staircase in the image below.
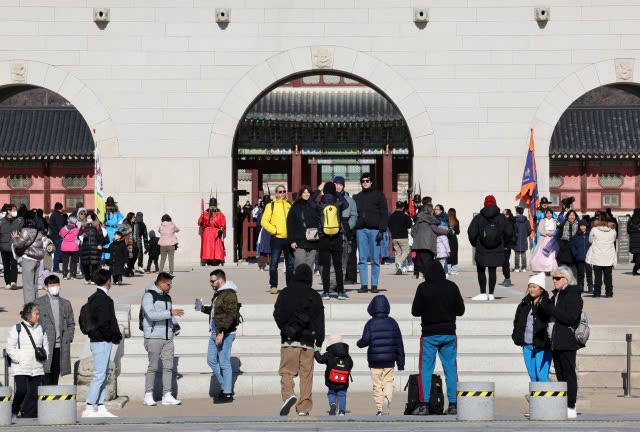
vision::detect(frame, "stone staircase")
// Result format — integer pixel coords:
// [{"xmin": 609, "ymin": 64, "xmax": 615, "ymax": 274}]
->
[
  {"xmin": 117, "ymin": 303, "xmax": 639, "ymax": 400},
  {"xmin": 1, "ymin": 303, "xmax": 638, "ymax": 401}
]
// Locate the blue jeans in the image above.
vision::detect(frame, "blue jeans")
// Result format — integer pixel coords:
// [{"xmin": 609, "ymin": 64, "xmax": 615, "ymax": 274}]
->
[
  {"xmin": 207, "ymin": 332, "xmax": 236, "ymax": 394},
  {"xmin": 53, "ymin": 238, "xmax": 63, "ymax": 271},
  {"xmin": 438, "ymin": 258, "xmax": 448, "ymax": 274},
  {"xmin": 87, "ymin": 342, "xmax": 112, "ymax": 405},
  {"xmin": 328, "ymin": 389, "xmax": 347, "ymax": 412},
  {"xmin": 356, "ymin": 228, "xmax": 381, "ymax": 287},
  {"xmin": 449, "ymin": 264, "xmax": 457, "ymax": 274},
  {"xmin": 420, "ymin": 335, "xmax": 457, "ymax": 404},
  {"xmin": 269, "ymin": 237, "xmax": 294, "ymax": 288},
  {"xmin": 522, "ymin": 344, "xmax": 552, "ymax": 382}
]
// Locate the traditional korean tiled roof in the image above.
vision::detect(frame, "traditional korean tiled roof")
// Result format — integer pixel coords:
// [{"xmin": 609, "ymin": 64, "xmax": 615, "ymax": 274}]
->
[
  {"xmin": 243, "ymin": 90, "xmax": 405, "ymax": 125},
  {"xmin": 550, "ymin": 105, "xmax": 640, "ymax": 158},
  {"xmin": 0, "ymin": 106, "xmax": 93, "ymax": 159}
]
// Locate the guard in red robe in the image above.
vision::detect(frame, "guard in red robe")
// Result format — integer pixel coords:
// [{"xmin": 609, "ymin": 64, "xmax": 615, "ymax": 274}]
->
[{"xmin": 198, "ymin": 198, "xmax": 226, "ymax": 264}]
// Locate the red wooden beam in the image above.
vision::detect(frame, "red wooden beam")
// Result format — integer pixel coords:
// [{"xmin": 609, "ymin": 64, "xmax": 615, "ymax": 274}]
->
[
  {"xmin": 291, "ymin": 145, "xmax": 302, "ymax": 195},
  {"xmin": 383, "ymin": 145, "xmax": 393, "ymax": 212},
  {"xmin": 580, "ymin": 160, "xmax": 587, "ymax": 214}
]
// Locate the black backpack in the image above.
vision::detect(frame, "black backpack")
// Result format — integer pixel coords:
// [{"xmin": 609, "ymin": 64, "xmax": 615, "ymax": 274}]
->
[
  {"xmin": 480, "ymin": 220, "xmax": 501, "ymax": 248},
  {"xmin": 79, "ymin": 294, "xmax": 96, "ymax": 335},
  {"xmin": 404, "ymin": 373, "xmax": 445, "ymax": 415}
]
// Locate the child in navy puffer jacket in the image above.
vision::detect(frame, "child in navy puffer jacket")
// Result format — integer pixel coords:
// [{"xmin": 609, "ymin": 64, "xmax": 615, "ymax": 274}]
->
[
  {"xmin": 357, "ymin": 295, "xmax": 405, "ymax": 415},
  {"xmin": 570, "ymin": 219, "xmax": 593, "ymax": 293}
]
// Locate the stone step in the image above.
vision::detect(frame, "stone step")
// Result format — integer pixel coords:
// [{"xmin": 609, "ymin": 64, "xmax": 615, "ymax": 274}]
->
[
  {"xmin": 577, "ymin": 355, "xmax": 640, "ymax": 372},
  {"xmin": 131, "ymin": 303, "xmax": 521, "ymax": 322},
  {"xmin": 578, "ymin": 371, "xmax": 640, "ymax": 389},
  {"xmin": 120, "ymin": 335, "xmax": 640, "ymax": 356},
  {"xmin": 117, "ymin": 352, "xmax": 528, "ymax": 375},
  {"xmin": 118, "ymin": 370, "xmax": 533, "ymax": 400}
]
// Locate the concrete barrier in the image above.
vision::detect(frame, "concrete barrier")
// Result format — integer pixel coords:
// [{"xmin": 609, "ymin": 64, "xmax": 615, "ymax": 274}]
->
[
  {"xmin": 0, "ymin": 387, "xmax": 11, "ymax": 426},
  {"xmin": 37, "ymin": 385, "xmax": 77, "ymax": 425},
  {"xmin": 456, "ymin": 382, "xmax": 495, "ymax": 421},
  {"xmin": 529, "ymin": 381, "xmax": 568, "ymax": 420}
]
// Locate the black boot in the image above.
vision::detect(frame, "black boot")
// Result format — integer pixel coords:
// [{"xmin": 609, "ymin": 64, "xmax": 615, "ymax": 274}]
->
[
  {"xmin": 215, "ymin": 393, "xmax": 234, "ymax": 404},
  {"xmin": 358, "ymin": 286, "xmax": 368, "ymax": 293},
  {"xmin": 446, "ymin": 403, "xmax": 457, "ymax": 415},
  {"xmin": 371, "ymin": 285, "xmax": 379, "ymax": 293},
  {"xmin": 633, "ymin": 265, "xmax": 640, "ymax": 276}
]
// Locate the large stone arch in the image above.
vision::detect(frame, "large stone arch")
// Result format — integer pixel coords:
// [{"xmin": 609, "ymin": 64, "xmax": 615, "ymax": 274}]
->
[
  {"xmin": 208, "ymin": 46, "xmax": 436, "ymax": 256},
  {"xmin": 530, "ymin": 59, "xmax": 639, "ymax": 194},
  {"xmin": 0, "ymin": 60, "xmax": 117, "ymax": 157}
]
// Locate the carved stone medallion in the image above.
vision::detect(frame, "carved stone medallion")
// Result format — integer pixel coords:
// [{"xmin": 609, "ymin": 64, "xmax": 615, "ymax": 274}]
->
[
  {"xmin": 10, "ymin": 62, "xmax": 27, "ymax": 83},
  {"xmin": 615, "ymin": 58, "xmax": 633, "ymax": 82},
  {"xmin": 312, "ymin": 47, "xmax": 334, "ymax": 69}
]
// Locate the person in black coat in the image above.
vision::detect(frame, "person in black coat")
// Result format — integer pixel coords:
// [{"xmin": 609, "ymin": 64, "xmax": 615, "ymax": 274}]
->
[
  {"xmin": 512, "ymin": 272, "xmax": 552, "ymax": 383},
  {"xmin": 570, "ymin": 219, "xmax": 593, "ymax": 293},
  {"xmin": 411, "ymin": 262, "xmax": 465, "ymax": 415},
  {"xmin": 446, "ymin": 208, "xmax": 461, "ymax": 275},
  {"xmin": 287, "ymin": 186, "xmax": 320, "ymax": 272},
  {"xmin": 357, "ymin": 294, "xmax": 405, "ymax": 415},
  {"xmin": 145, "ymin": 230, "xmax": 161, "ymax": 273},
  {"xmin": 513, "ymin": 207, "xmax": 532, "ymax": 272},
  {"xmin": 388, "ymin": 202, "xmax": 413, "ymax": 275},
  {"xmin": 467, "ymin": 195, "xmax": 514, "ymax": 301},
  {"xmin": 48, "ymin": 202, "xmax": 66, "ymax": 273},
  {"xmin": 556, "ymin": 210, "xmax": 580, "ymax": 273},
  {"xmin": 83, "ymin": 269, "xmax": 122, "ymax": 418},
  {"xmin": 273, "ymin": 264, "xmax": 325, "ymax": 416},
  {"xmin": 499, "ymin": 209, "xmax": 516, "ymax": 287},
  {"xmin": 79, "ymin": 213, "xmax": 108, "ymax": 284},
  {"xmin": 540, "ymin": 266, "xmax": 583, "ymax": 418},
  {"xmin": 134, "ymin": 212, "xmax": 149, "ymax": 273},
  {"xmin": 628, "ymin": 208, "xmax": 640, "ymax": 275},
  {"xmin": 105, "ymin": 232, "xmax": 128, "ymax": 285},
  {"xmin": 314, "ymin": 337, "xmax": 353, "ymax": 416}
]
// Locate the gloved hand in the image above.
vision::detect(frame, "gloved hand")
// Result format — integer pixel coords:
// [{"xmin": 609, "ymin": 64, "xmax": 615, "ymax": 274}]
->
[{"xmin": 376, "ymin": 231, "xmax": 384, "ymax": 244}]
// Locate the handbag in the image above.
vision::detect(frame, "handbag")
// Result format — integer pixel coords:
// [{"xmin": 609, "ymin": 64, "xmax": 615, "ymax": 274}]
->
[
  {"xmin": 301, "ymin": 210, "xmax": 318, "ymax": 243},
  {"xmin": 21, "ymin": 323, "xmax": 47, "ymax": 362}
]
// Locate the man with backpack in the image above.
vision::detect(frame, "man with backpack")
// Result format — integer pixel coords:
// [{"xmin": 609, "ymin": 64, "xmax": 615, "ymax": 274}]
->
[
  {"xmin": 411, "ymin": 261, "xmax": 465, "ymax": 415},
  {"xmin": 80, "ymin": 269, "xmax": 122, "ymax": 418},
  {"xmin": 200, "ymin": 269, "xmax": 240, "ymax": 404},
  {"xmin": 141, "ymin": 272, "xmax": 184, "ymax": 406},
  {"xmin": 273, "ymin": 264, "xmax": 325, "ymax": 417},
  {"xmin": 309, "ymin": 182, "xmax": 348, "ymax": 300},
  {"xmin": 467, "ymin": 195, "xmax": 514, "ymax": 301}
]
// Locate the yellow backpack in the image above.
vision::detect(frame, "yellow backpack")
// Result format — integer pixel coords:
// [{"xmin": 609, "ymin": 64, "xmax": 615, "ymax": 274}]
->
[{"xmin": 322, "ymin": 205, "xmax": 341, "ymax": 236}]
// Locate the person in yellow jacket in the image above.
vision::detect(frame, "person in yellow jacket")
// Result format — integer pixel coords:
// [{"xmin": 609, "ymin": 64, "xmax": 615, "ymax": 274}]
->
[{"xmin": 261, "ymin": 185, "xmax": 294, "ymax": 294}]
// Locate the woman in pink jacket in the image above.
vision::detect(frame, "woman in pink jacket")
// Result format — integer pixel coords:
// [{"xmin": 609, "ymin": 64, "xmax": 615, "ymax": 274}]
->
[
  {"xmin": 158, "ymin": 214, "xmax": 180, "ymax": 275},
  {"xmin": 59, "ymin": 216, "xmax": 80, "ymax": 280}
]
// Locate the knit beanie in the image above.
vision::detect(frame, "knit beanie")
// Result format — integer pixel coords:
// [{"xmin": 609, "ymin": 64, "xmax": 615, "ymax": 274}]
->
[
  {"xmin": 528, "ymin": 272, "xmax": 546, "ymax": 291},
  {"xmin": 333, "ymin": 176, "xmax": 345, "ymax": 186},
  {"xmin": 360, "ymin": 172, "xmax": 373, "ymax": 182},
  {"xmin": 484, "ymin": 195, "xmax": 497, "ymax": 208},
  {"xmin": 323, "ymin": 181, "xmax": 337, "ymax": 196}
]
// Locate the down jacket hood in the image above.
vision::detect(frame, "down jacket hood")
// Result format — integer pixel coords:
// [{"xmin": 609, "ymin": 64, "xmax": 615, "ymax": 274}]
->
[
  {"xmin": 480, "ymin": 205, "xmax": 500, "ymax": 219},
  {"xmin": 425, "ymin": 260, "xmax": 447, "ymax": 283},
  {"xmin": 367, "ymin": 295, "xmax": 390, "ymax": 317},
  {"xmin": 327, "ymin": 341, "xmax": 350, "ymax": 357}
]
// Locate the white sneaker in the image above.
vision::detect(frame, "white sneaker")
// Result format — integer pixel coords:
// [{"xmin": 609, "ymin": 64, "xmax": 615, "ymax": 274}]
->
[
  {"xmin": 81, "ymin": 405, "xmax": 97, "ymax": 418},
  {"xmin": 488, "ymin": 294, "xmax": 495, "ymax": 301},
  {"xmin": 161, "ymin": 393, "xmax": 182, "ymax": 405},
  {"xmin": 567, "ymin": 407, "xmax": 577, "ymax": 419},
  {"xmin": 143, "ymin": 392, "xmax": 157, "ymax": 406},
  {"xmin": 472, "ymin": 293, "xmax": 489, "ymax": 301},
  {"xmin": 95, "ymin": 405, "xmax": 117, "ymax": 417}
]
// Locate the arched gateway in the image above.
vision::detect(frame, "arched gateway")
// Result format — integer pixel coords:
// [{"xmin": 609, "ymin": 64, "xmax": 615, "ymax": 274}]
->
[{"xmin": 209, "ymin": 46, "xmax": 435, "ymax": 260}]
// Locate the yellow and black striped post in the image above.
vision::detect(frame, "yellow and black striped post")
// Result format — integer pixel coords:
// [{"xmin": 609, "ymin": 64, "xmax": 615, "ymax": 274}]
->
[
  {"xmin": 529, "ymin": 382, "xmax": 568, "ymax": 420},
  {"xmin": 0, "ymin": 386, "xmax": 11, "ymax": 426},
  {"xmin": 456, "ymin": 382, "xmax": 495, "ymax": 421},
  {"xmin": 37, "ymin": 385, "xmax": 77, "ymax": 426}
]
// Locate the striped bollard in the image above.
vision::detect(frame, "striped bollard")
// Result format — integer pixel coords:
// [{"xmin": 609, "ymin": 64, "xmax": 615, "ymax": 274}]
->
[
  {"xmin": 529, "ymin": 381, "xmax": 567, "ymax": 420},
  {"xmin": 0, "ymin": 387, "xmax": 11, "ymax": 425},
  {"xmin": 456, "ymin": 382, "xmax": 495, "ymax": 421},
  {"xmin": 37, "ymin": 385, "xmax": 77, "ymax": 425}
]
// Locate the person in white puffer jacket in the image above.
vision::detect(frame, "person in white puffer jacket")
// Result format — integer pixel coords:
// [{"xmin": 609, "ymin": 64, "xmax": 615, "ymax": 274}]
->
[
  {"xmin": 586, "ymin": 216, "xmax": 618, "ymax": 298},
  {"xmin": 6, "ymin": 303, "xmax": 49, "ymax": 418}
]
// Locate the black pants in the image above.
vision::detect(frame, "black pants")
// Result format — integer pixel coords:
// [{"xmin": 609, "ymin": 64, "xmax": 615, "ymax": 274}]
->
[
  {"xmin": 136, "ymin": 243, "xmax": 145, "ymax": 268},
  {"xmin": 319, "ymin": 236, "xmax": 344, "ymax": 293},
  {"xmin": 127, "ymin": 257, "xmax": 137, "ymax": 276},
  {"xmin": 45, "ymin": 347, "xmax": 61, "ymax": 385},
  {"xmin": 502, "ymin": 249, "xmax": 511, "ymax": 279},
  {"xmin": 146, "ymin": 256, "xmax": 159, "ymax": 272},
  {"xmin": 345, "ymin": 237, "xmax": 358, "ymax": 283},
  {"xmin": 593, "ymin": 265, "xmax": 613, "ymax": 297},
  {"xmin": 632, "ymin": 253, "xmax": 640, "ymax": 273},
  {"xmin": 1, "ymin": 250, "xmax": 18, "ymax": 284},
  {"xmin": 113, "ymin": 273, "xmax": 123, "ymax": 283},
  {"xmin": 477, "ymin": 265, "xmax": 497, "ymax": 295},
  {"xmin": 576, "ymin": 261, "xmax": 593, "ymax": 291},
  {"xmin": 61, "ymin": 252, "xmax": 78, "ymax": 277},
  {"xmin": 13, "ymin": 375, "xmax": 43, "ymax": 418},
  {"xmin": 552, "ymin": 350, "xmax": 577, "ymax": 409},
  {"xmin": 83, "ymin": 263, "xmax": 99, "ymax": 282}
]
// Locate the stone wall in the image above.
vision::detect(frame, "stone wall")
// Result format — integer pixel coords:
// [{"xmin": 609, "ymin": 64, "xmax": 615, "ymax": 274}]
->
[{"xmin": 1, "ymin": 1, "xmax": 639, "ymax": 266}]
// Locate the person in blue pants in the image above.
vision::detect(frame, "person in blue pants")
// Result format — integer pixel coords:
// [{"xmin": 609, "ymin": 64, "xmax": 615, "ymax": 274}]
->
[{"xmin": 411, "ymin": 262, "xmax": 465, "ymax": 415}]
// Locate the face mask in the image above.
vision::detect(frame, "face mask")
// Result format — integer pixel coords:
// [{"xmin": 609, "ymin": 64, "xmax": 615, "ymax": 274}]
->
[
  {"xmin": 87, "ymin": 218, "xmax": 93, "ymax": 223},
  {"xmin": 10, "ymin": 211, "xmax": 17, "ymax": 218},
  {"xmin": 48, "ymin": 286, "xmax": 60, "ymax": 296}
]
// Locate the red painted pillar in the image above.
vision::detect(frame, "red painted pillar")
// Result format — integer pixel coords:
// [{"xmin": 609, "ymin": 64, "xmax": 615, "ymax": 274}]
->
[
  {"xmin": 636, "ymin": 161, "xmax": 640, "ymax": 208},
  {"xmin": 383, "ymin": 144, "xmax": 393, "ymax": 211},
  {"xmin": 250, "ymin": 169, "xmax": 259, "ymax": 205},
  {"xmin": 310, "ymin": 158, "xmax": 318, "ymax": 190},
  {"xmin": 580, "ymin": 160, "xmax": 587, "ymax": 214},
  {"xmin": 292, "ymin": 145, "xmax": 302, "ymax": 195}
]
